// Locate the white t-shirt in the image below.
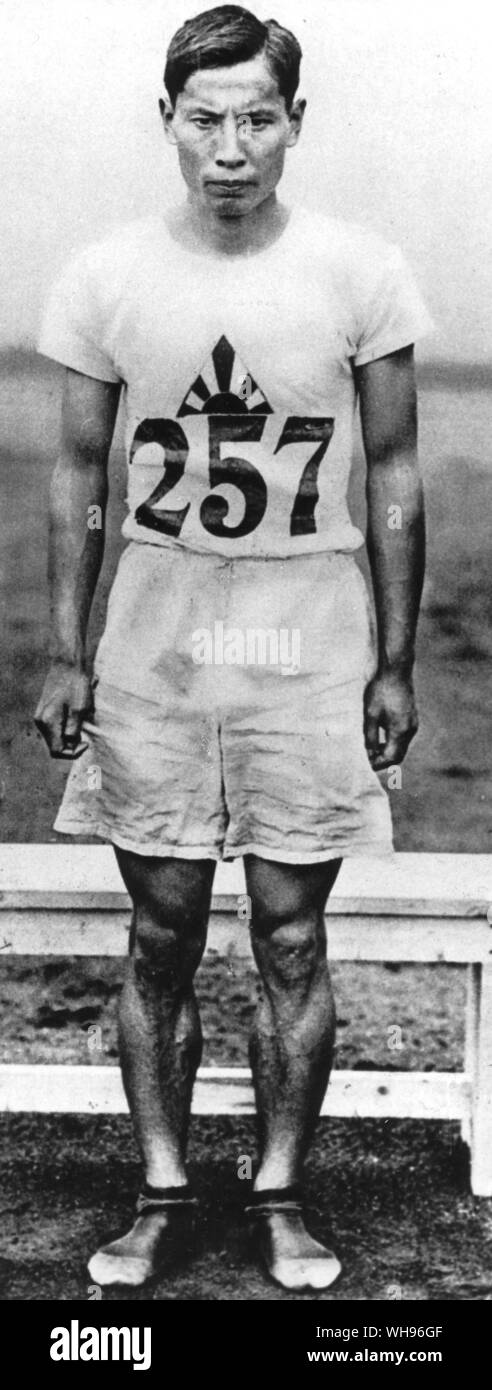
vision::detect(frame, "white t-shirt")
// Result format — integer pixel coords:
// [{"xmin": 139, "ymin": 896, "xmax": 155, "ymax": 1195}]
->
[{"xmin": 39, "ymin": 206, "xmax": 433, "ymax": 558}]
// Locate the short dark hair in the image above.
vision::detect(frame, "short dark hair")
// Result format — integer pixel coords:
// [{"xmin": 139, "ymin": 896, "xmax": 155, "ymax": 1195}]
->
[{"xmin": 164, "ymin": 5, "xmax": 302, "ymax": 111}]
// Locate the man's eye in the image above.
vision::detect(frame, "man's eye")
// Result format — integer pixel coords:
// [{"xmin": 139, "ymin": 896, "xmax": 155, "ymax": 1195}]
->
[
  {"xmin": 192, "ymin": 118, "xmax": 214, "ymax": 128},
  {"xmin": 237, "ymin": 120, "xmax": 268, "ymax": 132}
]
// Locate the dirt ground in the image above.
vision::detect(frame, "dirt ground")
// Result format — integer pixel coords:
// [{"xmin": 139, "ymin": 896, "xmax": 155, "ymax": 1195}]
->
[
  {"xmin": 2, "ymin": 1113, "xmax": 492, "ymax": 1302},
  {"xmin": 0, "ymin": 353, "xmax": 491, "ymax": 1301}
]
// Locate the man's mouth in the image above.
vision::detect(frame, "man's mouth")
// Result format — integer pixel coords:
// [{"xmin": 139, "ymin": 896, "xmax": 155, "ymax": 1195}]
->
[{"xmin": 206, "ymin": 180, "xmax": 255, "ymax": 192}]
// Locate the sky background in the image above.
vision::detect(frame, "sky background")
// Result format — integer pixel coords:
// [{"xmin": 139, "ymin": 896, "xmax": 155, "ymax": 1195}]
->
[{"xmin": 1, "ymin": 0, "xmax": 491, "ymax": 361}]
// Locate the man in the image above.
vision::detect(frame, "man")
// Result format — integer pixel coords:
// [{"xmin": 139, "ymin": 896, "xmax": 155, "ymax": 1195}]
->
[{"xmin": 35, "ymin": 4, "xmax": 432, "ymax": 1293}]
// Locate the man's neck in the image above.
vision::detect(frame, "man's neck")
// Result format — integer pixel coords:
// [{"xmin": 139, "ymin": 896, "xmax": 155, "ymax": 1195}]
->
[{"xmin": 166, "ymin": 192, "xmax": 292, "ymax": 257}]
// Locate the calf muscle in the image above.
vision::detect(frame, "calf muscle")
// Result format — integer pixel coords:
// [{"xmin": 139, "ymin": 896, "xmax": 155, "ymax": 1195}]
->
[
  {"xmin": 246, "ymin": 857, "xmax": 341, "ymax": 1188},
  {"xmin": 115, "ymin": 850, "xmax": 214, "ymax": 1186}
]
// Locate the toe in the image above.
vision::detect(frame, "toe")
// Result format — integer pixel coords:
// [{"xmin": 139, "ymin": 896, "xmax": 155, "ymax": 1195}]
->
[
  {"xmin": 273, "ymin": 1252, "xmax": 342, "ymax": 1292},
  {"xmin": 87, "ymin": 1249, "xmax": 151, "ymax": 1288}
]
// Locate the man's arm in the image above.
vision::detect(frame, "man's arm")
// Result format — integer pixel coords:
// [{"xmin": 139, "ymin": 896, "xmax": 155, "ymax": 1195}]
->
[
  {"xmin": 355, "ymin": 344, "xmax": 425, "ymax": 771},
  {"xmin": 35, "ymin": 367, "xmax": 121, "ymax": 757}
]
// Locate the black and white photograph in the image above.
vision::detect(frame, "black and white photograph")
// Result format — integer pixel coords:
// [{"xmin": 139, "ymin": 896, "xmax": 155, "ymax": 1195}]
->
[{"xmin": 0, "ymin": 0, "xmax": 491, "ymax": 1339}]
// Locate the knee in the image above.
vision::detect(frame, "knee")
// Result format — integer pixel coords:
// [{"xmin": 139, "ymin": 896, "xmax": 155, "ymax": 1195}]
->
[
  {"xmin": 251, "ymin": 906, "xmax": 325, "ymax": 990},
  {"xmin": 132, "ymin": 899, "xmax": 205, "ymax": 989}
]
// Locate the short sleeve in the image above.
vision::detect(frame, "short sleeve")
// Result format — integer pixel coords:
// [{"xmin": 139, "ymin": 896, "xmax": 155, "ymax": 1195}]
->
[
  {"xmin": 38, "ymin": 248, "xmax": 121, "ymax": 383},
  {"xmin": 352, "ymin": 243, "xmax": 434, "ymax": 367}
]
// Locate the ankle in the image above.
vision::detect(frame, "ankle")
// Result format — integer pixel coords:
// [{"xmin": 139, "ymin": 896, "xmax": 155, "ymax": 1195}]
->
[
  {"xmin": 254, "ymin": 1168, "xmax": 300, "ymax": 1193},
  {"xmin": 144, "ymin": 1169, "xmax": 188, "ymax": 1189}
]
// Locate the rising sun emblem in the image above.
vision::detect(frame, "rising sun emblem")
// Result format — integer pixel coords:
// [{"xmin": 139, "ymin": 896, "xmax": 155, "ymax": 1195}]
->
[{"xmin": 177, "ymin": 335, "xmax": 273, "ymax": 416}]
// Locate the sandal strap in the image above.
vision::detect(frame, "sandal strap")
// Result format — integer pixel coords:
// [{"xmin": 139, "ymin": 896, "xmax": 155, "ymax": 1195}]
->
[
  {"xmin": 244, "ymin": 1184, "xmax": 303, "ymax": 1213},
  {"xmin": 136, "ymin": 1184, "xmax": 198, "ymax": 1216}
]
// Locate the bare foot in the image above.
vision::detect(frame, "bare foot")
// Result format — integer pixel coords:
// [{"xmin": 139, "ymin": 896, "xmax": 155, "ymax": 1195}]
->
[
  {"xmin": 88, "ymin": 1208, "xmax": 196, "ymax": 1288},
  {"xmin": 250, "ymin": 1209, "xmax": 341, "ymax": 1292}
]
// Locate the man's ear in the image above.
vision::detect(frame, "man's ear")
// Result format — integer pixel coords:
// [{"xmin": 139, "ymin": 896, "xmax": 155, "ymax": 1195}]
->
[
  {"xmin": 286, "ymin": 97, "xmax": 306, "ymax": 147},
  {"xmin": 159, "ymin": 92, "xmax": 177, "ymax": 144}
]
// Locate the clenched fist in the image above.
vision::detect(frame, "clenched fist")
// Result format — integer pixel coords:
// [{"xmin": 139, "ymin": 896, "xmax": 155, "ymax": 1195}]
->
[
  {"xmin": 34, "ymin": 662, "xmax": 93, "ymax": 759},
  {"xmin": 364, "ymin": 671, "xmax": 419, "ymax": 772}
]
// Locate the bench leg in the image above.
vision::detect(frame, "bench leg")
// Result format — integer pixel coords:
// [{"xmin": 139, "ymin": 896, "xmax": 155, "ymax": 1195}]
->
[
  {"xmin": 467, "ymin": 960, "xmax": 492, "ymax": 1196},
  {"xmin": 461, "ymin": 963, "xmax": 479, "ymax": 1149}
]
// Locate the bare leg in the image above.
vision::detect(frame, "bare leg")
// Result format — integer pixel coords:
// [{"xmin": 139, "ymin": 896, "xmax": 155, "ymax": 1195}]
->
[
  {"xmin": 88, "ymin": 851, "xmax": 215, "ymax": 1287},
  {"xmin": 245, "ymin": 855, "xmax": 342, "ymax": 1291}
]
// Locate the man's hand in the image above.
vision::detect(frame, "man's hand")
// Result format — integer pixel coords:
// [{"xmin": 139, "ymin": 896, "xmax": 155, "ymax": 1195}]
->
[
  {"xmin": 364, "ymin": 671, "xmax": 418, "ymax": 772},
  {"xmin": 34, "ymin": 663, "xmax": 93, "ymax": 759}
]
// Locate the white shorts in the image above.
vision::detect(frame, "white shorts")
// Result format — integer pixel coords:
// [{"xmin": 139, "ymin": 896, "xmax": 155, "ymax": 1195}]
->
[{"xmin": 54, "ymin": 543, "xmax": 394, "ymax": 863}]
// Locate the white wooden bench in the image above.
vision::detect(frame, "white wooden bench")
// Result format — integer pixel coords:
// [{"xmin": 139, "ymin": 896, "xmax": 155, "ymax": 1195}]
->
[{"xmin": 0, "ymin": 847, "xmax": 491, "ymax": 1195}]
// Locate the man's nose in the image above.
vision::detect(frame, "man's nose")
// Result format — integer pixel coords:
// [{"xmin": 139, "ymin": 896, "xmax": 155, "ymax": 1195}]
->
[{"xmin": 215, "ymin": 118, "xmax": 248, "ymax": 167}]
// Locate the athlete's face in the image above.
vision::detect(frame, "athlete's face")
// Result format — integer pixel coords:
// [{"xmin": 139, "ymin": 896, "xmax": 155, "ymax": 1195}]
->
[{"xmin": 161, "ymin": 53, "xmax": 305, "ymax": 217}]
